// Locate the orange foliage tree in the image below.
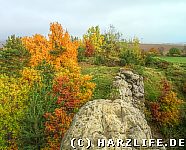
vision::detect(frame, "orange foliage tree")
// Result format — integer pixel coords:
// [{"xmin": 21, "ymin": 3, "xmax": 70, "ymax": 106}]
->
[
  {"xmin": 43, "ymin": 68, "xmax": 95, "ymax": 149},
  {"xmin": 21, "ymin": 22, "xmax": 95, "ymax": 149},
  {"xmin": 22, "ymin": 22, "xmax": 79, "ymax": 70}
]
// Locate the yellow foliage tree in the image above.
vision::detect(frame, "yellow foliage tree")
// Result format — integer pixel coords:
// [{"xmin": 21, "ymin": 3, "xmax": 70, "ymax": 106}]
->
[
  {"xmin": 83, "ymin": 26, "xmax": 104, "ymax": 55},
  {"xmin": 0, "ymin": 22, "xmax": 95, "ymax": 149},
  {"xmin": 0, "ymin": 68, "xmax": 41, "ymax": 149}
]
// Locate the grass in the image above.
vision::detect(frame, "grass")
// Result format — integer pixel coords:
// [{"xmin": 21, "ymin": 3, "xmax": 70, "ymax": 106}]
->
[
  {"xmin": 133, "ymin": 66, "xmax": 163, "ymax": 101},
  {"xmin": 79, "ymin": 61, "xmax": 186, "ymax": 149},
  {"xmin": 80, "ymin": 62, "xmax": 165, "ymax": 102},
  {"xmin": 80, "ymin": 62, "xmax": 186, "ymax": 102},
  {"xmin": 80, "ymin": 63, "xmax": 120, "ymax": 99},
  {"xmin": 158, "ymin": 57, "xmax": 186, "ymax": 63}
]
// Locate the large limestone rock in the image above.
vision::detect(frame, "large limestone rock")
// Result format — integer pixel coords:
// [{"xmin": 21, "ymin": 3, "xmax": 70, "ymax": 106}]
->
[
  {"xmin": 61, "ymin": 99, "xmax": 152, "ymax": 150},
  {"xmin": 61, "ymin": 69, "xmax": 165, "ymax": 150}
]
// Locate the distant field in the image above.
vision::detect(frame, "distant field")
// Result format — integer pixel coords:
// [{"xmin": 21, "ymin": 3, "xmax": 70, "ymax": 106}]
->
[
  {"xmin": 140, "ymin": 43, "xmax": 184, "ymax": 52},
  {"xmin": 158, "ymin": 57, "xmax": 186, "ymax": 63}
]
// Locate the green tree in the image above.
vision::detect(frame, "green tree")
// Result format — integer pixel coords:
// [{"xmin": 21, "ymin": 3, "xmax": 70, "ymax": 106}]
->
[
  {"xmin": 119, "ymin": 38, "xmax": 143, "ymax": 66},
  {"xmin": 102, "ymin": 25, "xmax": 122, "ymax": 58},
  {"xmin": 18, "ymin": 62, "xmax": 56, "ymax": 149},
  {"xmin": 167, "ymin": 47, "xmax": 181, "ymax": 56},
  {"xmin": 0, "ymin": 35, "xmax": 30, "ymax": 77}
]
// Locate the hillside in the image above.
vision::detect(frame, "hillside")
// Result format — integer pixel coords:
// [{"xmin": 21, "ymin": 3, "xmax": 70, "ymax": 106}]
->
[
  {"xmin": 140, "ymin": 43, "xmax": 185, "ymax": 52},
  {"xmin": 80, "ymin": 59, "xmax": 186, "ymax": 150}
]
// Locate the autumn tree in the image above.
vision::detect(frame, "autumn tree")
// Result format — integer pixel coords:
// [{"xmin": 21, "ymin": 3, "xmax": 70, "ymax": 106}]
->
[
  {"xmin": 21, "ymin": 22, "xmax": 95, "ymax": 149},
  {"xmin": 21, "ymin": 22, "xmax": 79, "ymax": 71},
  {"xmin": 102, "ymin": 25, "xmax": 122, "ymax": 58},
  {"xmin": 83, "ymin": 26, "xmax": 104, "ymax": 55}
]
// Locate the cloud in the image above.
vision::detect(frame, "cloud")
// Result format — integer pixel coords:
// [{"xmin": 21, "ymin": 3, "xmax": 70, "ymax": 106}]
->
[{"xmin": 0, "ymin": 0, "xmax": 185, "ymax": 43}]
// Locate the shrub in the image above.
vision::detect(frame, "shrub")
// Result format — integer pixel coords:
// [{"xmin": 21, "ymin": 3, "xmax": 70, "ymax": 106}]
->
[
  {"xmin": 144, "ymin": 55, "xmax": 157, "ymax": 66},
  {"xmin": 53, "ymin": 69, "xmax": 95, "ymax": 109},
  {"xmin": 150, "ymin": 80, "xmax": 183, "ymax": 126},
  {"xmin": 77, "ymin": 46, "xmax": 86, "ymax": 62},
  {"xmin": 0, "ymin": 68, "xmax": 41, "ymax": 149},
  {"xmin": 182, "ymin": 47, "xmax": 186, "ymax": 56},
  {"xmin": 44, "ymin": 108, "xmax": 73, "ymax": 149},
  {"xmin": 83, "ymin": 25, "xmax": 123, "ymax": 66},
  {"xmin": 147, "ymin": 48, "xmax": 160, "ymax": 56},
  {"xmin": 167, "ymin": 47, "xmax": 181, "ymax": 56},
  {"xmin": 119, "ymin": 38, "xmax": 143, "ymax": 66},
  {"xmin": 94, "ymin": 55, "xmax": 106, "ymax": 65},
  {"xmin": 43, "ymin": 68, "xmax": 95, "ymax": 149},
  {"xmin": 120, "ymin": 48, "xmax": 140, "ymax": 65},
  {"xmin": 144, "ymin": 56, "xmax": 170, "ymax": 69}
]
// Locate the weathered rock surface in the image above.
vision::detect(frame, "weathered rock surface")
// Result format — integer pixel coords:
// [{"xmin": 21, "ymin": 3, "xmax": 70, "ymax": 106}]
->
[
  {"xmin": 61, "ymin": 69, "xmax": 165, "ymax": 150},
  {"xmin": 61, "ymin": 99, "xmax": 153, "ymax": 150},
  {"xmin": 113, "ymin": 68, "xmax": 145, "ymax": 111}
]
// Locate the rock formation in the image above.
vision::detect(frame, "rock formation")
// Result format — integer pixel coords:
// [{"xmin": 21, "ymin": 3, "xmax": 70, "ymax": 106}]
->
[
  {"xmin": 60, "ymin": 69, "xmax": 165, "ymax": 150},
  {"xmin": 113, "ymin": 68, "xmax": 145, "ymax": 111}
]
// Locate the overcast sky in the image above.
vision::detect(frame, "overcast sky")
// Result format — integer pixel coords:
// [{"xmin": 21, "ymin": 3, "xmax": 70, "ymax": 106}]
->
[{"xmin": 0, "ymin": 0, "xmax": 185, "ymax": 43}]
